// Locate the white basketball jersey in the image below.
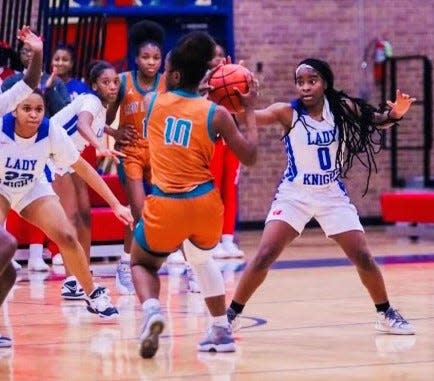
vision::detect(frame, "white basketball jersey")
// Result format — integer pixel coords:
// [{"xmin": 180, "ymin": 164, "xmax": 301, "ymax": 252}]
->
[
  {"xmin": 0, "ymin": 113, "xmax": 79, "ymax": 193},
  {"xmin": 51, "ymin": 93, "xmax": 106, "ymax": 152},
  {"xmin": 282, "ymin": 97, "xmax": 340, "ymax": 186}
]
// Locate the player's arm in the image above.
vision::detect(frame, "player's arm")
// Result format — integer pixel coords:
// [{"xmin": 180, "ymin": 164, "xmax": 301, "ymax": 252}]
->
[
  {"xmin": 235, "ymin": 102, "xmax": 293, "ymax": 133},
  {"xmin": 19, "ymin": 26, "xmax": 43, "ymax": 89},
  {"xmin": 77, "ymin": 111, "xmax": 125, "ymax": 163},
  {"xmin": 71, "ymin": 157, "xmax": 133, "ymax": 228}
]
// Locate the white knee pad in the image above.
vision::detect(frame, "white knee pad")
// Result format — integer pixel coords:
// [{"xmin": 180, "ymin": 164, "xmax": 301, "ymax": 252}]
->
[{"xmin": 183, "ymin": 240, "xmax": 225, "ymax": 298}]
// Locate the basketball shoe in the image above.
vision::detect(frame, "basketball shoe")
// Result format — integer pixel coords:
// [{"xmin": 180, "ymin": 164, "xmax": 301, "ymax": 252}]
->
[
  {"xmin": 197, "ymin": 324, "xmax": 236, "ymax": 352},
  {"xmin": 0, "ymin": 335, "xmax": 11, "ymax": 348},
  {"xmin": 139, "ymin": 306, "xmax": 165, "ymax": 358},
  {"xmin": 61, "ymin": 276, "xmax": 85, "ymax": 300},
  {"xmin": 86, "ymin": 286, "xmax": 119, "ymax": 319},
  {"xmin": 226, "ymin": 307, "xmax": 241, "ymax": 331},
  {"xmin": 115, "ymin": 260, "xmax": 135, "ymax": 295},
  {"xmin": 375, "ymin": 307, "xmax": 415, "ymax": 335}
]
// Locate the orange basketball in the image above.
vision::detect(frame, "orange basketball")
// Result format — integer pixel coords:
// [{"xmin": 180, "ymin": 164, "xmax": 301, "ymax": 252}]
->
[{"xmin": 208, "ymin": 64, "xmax": 250, "ymax": 114}]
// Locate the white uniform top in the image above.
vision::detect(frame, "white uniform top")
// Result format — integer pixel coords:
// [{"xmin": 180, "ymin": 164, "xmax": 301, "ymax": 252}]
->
[
  {"xmin": 0, "ymin": 80, "xmax": 33, "ymax": 117},
  {"xmin": 0, "ymin": 113, "xmax": 80, "ymax": 194},
  {"xmin": 50, "ymin": 93, "xmax": 106, "ymax": 152},
  {"xmin": 282, "ymin": 97, "xmax": 340, "ymax": 187}
]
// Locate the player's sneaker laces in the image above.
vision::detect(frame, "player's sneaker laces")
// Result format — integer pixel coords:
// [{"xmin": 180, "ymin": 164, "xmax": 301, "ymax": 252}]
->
[
  {"xmin": 86, "ymin": 286, "xmax": 119, "ymax": 319},
  {"xmin": 61, "ymin": 277, "xmax": 85, "ymax": 300},
  {"xmin": 139, "ymin": 306, "xmax": 165, "ymax": 358},
  {"xmin": 375, "ymin": 307, "xmax": 415, "ymax": 335},
  {"xmin": 226, "ymin": 307, "xmax": 241, "ymax": 332},
  {"xmin": 198, "ymin": 324, "xmax": 236, "ymax": 352},
  {"xmin": 0, "ymin": 335, "xmax": 12, "ymax": 348},
  {"xmin": 115, "ymin": 260, "xmax": 135, "ymax": 295}
]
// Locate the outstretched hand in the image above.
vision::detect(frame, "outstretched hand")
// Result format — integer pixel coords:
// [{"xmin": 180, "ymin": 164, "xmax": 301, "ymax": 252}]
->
[
  {"xmin": 112, "ymin": 204, "xmax": 134, "ymax": 230},
  {"xmin": 46, "ymin": 66, "xmax": 58, "ymax": 89},
  {"xmin": 17, "ymin": 26, "xmax": 42, "ymax": 53},
  {"xmin": 387, "ymin": 89, "xmax": 416, "ymax": 119},
  {"xmin": 98, "ymin": 147, "xmax": 126, "ymax": 165}
]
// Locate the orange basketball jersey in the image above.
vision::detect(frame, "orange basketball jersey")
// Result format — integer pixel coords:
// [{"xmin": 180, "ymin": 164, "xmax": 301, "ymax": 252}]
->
[
  {"xmin": 145, "ymin": 89, "xmax": 218, "ymax": 193},
  {"xmin": 118, "ymin": 71, "xmax": 166, "ymax": 142}
]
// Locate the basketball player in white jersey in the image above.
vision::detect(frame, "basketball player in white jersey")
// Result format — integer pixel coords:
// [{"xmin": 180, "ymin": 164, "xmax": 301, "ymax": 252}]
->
[
  {"xmin": 0, "ymin": 26, "xmax": 44, "ymax": 348},
  {"xmin": 50, "ymin": 60, "xmax": 124, "ymax": 299},
  {"xmin": 227, "ymin": 58, "xmax": 416, "ymax": 335},
  {"xmin": 0, "ymin": 90, "xmax": 133, "ymax": 327}
]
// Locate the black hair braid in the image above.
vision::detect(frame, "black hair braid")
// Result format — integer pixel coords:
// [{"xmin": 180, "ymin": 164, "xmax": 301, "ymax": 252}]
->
[{"xmin": 326, "ymin": 87, "xmax": 383, "ymax": 195}]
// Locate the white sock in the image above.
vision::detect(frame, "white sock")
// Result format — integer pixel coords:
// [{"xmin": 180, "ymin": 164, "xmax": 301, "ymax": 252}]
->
[
  {"xmin": 213, "ymin": 314, "xmax": 230, "ymax": 328},
  {"xmin": 121, "ymin": 252, "xmax": 131, "ymax": 262},
  {"xmin": 29, "ymin": 244, "xmax": 44, "ymax": 261},
  {"xmin": 221, "ymin": 234, "xmax": 235, "ymax": 244},
  {"xmin": 65, "ymin": 275, "xmax": 77, "ymax": 283},
  {"xmin": 142, "ymin": 298, "xmax": 160, "ymax": 311}
]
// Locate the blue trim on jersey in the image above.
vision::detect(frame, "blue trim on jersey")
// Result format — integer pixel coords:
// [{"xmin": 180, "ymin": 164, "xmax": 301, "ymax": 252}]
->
[
  {"xmin": 207, "ymin": 103, "xmax": 217, "ymax": 142},
  {"xmin": 171, "ymin": 89, "xmax": 201, "ymax": 98},
  {"xmin": 151, "ymin": 181, "xmax": 214, "ymax": 199},
  {"xmin": 290, "ymin": 98, "xmax": 308, "ymax": 115},
  {"xmin": 44, "ymin": 165, "xmax": 53, "ymax": 183},
  {"xmin": 118, "ymin": 73, "xmax": 127, "ymax": 102},
  {"xmin": 337, "ymin": 180, "xmax": 347, "ymax": 195},
  {"xmin": 143, "ymin": 92, "xmax": 158, "ymax": 138},
  {"xmin": 2, "ymin": 113, "xmax": 15, "ymax": 140},
  {"xmin": 62, "ymin": 115, "xmax": 78, "ymax": 136},
  {"xmin": 35, "ymin": 117, "xmax": 50, "ymax": 142},
  {"xmin": 132, "ymin": 71, "xmax": 160, "ymax": 96},
  {"xmin": 282, "ymin": 135, "xmax": 298, "ymax": 181},
  {"xmin": 133, "ymin": 218, "xmax": 171, "ymax": 257},
  {"xmin": 2, "ymin": 113, "xmax": 49, "ymax": 142}
]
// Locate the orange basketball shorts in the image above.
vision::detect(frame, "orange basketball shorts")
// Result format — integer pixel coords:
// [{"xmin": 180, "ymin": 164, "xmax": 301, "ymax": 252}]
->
[{"xmin": 134, "ymin": 182, "xmax": 223, "ymax": 255}]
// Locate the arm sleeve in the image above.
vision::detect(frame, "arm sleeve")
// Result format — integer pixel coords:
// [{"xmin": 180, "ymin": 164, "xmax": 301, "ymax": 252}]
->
[
  {"xmin": 0, "ymin": 80, "xmax": 33, "ymax": 117},
  {"xmin": 49, "ymin": 122, "xmax": 81, "ymax": 168}
]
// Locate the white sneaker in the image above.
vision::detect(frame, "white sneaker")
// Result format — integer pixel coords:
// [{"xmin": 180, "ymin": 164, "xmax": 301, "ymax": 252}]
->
[
  {"xmin": 139, "ymin": 306, "xmax": 165, "ymax": 358},
  {"xmin": 86, "ymin": 286, "xmax": 119, "ymax": 319},
  {"xmin": 52, "ymin": 253, "xmax": 63, "ymax": 266},
  {"xmin": 211, "ymin": 242, "xmax": 230, "ymax": 259},
  {"xmin": 221, "ymin": 240, "xmax": 244, "ymax": 258},
  {"xmin": 115, "ymin": 260, "xmax": 135, "ymax": 295},
  {"xmin": 375, "ymin": 307, "xmax": 415, "ymax": 335},
  {"xmin": 166, "ymin": 249, "xmax": 186, "ymax": 265},
  {"xmin": 28, "ymin": 257, "xmax": 50, "ymax": 272},
  {"xmin": 11, "ymin": 259, "xmax": 22, "ymax": 271}
]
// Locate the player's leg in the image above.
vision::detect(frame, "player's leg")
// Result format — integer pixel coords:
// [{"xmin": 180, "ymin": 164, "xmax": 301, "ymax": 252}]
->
[
  {"xmin": 0, "ymin": 196, "xmax": 18, "ymax": 347},
  {"xmin": 20, "ymin": 195, "xmax": 118, "ymax": 318}
]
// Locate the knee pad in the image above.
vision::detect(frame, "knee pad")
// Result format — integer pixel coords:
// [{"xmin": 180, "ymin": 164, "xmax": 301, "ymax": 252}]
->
[{"xmin": 183, "ymin": 240, "xmax": 225, "ymax": 298}]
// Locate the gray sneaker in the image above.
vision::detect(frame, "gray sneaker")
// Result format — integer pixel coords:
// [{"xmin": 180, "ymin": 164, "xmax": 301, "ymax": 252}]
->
[
  {"xmin": 115, "ymin": 260, "xmax": 135, "ymax": 295},
  {"xmin": 139, "ymin": 306, "xmax": 165, "ymax": 358},
  {"xmin": 197, "ymin": 324, "xmax": 236, "ymax": 352},
  {"xmin": 375, "ymin": 307, "xmax": 415, "ymax": 335},
  {"xmin": 0, "ymin": 334, "xmax": 11, "ymax": 348},
  {"xmin": 226, "ymin": 307, "xmax": 241, "ymax": 332}
]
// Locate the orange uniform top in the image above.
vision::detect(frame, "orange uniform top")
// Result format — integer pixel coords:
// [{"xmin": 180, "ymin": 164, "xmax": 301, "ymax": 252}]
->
[
  {"xmin": 145, "ymin": 89, "xmax": 218, "ymax": 193},
  {"xmin": 118, "ymin": 71, "xmax": 166, "ymax": 151}
]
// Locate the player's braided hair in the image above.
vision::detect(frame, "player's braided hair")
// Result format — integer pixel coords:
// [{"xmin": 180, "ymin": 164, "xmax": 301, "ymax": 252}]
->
[{"xmin": 292, "ymin": 58, "xmax": 390, "ymax": 195}]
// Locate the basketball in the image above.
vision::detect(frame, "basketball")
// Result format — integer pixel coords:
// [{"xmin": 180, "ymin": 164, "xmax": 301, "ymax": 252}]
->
[{"xmin": 208, "ymin": 64, "xmax": 250, "ymax": 114}]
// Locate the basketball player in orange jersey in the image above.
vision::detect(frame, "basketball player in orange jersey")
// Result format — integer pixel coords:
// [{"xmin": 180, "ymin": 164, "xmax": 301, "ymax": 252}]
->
[
  {"xmin": 106, "ymin": 20, "xmax": 171, "ymax": 295},
  {"xmin": 129, "ymin": 31, "xmax": 258, "ymax": 358}
]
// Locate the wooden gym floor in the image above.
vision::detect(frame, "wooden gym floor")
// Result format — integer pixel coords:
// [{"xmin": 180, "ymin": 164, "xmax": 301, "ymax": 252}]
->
[{"xmin": 1, "ymin": 227, "xmax": 433, "ymax": 380}]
